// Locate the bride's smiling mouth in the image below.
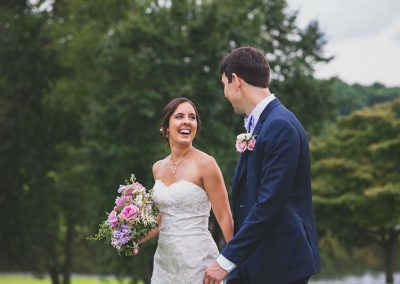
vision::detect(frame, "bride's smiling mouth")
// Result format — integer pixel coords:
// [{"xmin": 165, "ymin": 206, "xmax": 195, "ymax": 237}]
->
[{"xmin": 178, "ymin": 129, "xmax": 191, "ymax": 135}]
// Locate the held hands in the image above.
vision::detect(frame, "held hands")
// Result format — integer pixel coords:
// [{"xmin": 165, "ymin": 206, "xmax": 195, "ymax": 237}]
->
[{"xmin": 203, "ymin": 260, "xmax": 228, "ymax": 284}]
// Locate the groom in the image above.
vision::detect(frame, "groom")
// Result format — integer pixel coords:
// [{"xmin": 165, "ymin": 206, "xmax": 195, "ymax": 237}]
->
[{"xmin": 204, "ymin": 46, "xmax": 321, "ymax": 284}]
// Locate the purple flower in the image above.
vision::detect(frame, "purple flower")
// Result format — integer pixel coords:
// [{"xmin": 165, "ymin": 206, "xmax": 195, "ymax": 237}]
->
[
  {"xmin": 111, "ymin": 224, "xmax": 131, "ymax": 250},
  {"xmin": 107, "ymin": 210, "xmax": 119, "ymax": 228}
]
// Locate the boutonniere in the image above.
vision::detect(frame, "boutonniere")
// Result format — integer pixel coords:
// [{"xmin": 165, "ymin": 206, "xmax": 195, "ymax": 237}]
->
[{"xmin": 235, "ymin": 133, "xmax": 256, "ymax": 153}]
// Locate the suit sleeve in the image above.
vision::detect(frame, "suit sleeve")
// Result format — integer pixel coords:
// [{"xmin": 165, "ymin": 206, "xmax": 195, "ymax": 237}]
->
[{"xmin": 221, "ymin": 119, "xmax": 300, "ymax": 266}]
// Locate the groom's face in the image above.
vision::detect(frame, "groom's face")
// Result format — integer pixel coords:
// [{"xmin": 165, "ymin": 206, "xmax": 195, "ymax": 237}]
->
[{"xmin": 221, "ymin": 73, "xmax": 243, "ymax": 114}]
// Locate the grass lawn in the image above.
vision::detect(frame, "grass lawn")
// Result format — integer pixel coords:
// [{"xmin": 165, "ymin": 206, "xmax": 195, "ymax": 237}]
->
[{"xmin": 0, "ymin": 274, "xmax": 135, "ymax": 284}]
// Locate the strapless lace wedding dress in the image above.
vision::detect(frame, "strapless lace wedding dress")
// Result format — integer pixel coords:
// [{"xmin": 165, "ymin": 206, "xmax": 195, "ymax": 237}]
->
[{"xmin": 151, "ymin": 179, "xmax": 219, "ymax": 284}]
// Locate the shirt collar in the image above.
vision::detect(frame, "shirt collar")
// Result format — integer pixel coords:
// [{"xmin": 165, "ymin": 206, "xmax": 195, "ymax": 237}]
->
[{"xmin": 246, "ymin": 94, "xmax": 276, "ymax": 134}]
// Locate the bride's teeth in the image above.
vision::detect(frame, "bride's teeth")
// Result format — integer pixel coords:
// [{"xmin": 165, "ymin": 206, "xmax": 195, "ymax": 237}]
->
[{"xmin": 179, "ymin": 130, "xmax": 190, "ymax": 134}]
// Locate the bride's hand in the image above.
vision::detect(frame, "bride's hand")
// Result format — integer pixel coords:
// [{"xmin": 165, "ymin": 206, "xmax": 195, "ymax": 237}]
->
[{"xmin": 203, "ymin": 261, "xmax": 227, "ymax": 284}]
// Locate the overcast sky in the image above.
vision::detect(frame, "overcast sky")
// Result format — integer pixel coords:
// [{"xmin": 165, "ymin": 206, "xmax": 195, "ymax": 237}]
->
[{"xmin": 287, "ymin": 0, "xmax": 400, "ymax": 87}]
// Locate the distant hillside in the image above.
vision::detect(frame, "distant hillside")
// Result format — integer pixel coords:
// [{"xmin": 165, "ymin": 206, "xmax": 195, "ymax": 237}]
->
[{"xmin": 331, "ymin": 79, "xmax": 400, "ymax": 115}]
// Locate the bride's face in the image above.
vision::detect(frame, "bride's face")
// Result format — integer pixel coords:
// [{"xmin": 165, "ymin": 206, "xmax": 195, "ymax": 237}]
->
[{"xmin": 167, "ymin": 102, "xmax": 198, "ymax": 145}]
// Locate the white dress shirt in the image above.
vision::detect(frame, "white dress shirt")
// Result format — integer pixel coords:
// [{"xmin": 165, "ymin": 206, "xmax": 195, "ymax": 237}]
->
[
  {"xmin": 217, "ymin": 93, "xmax": 276, "ymax": 273},
  {"xmin": 245, "ymin": 94, "xmax": 276, "ymax": 134}
]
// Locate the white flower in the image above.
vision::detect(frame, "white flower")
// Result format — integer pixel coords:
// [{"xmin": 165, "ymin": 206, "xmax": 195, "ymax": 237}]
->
[
  {"xmin": 236, "ymin": 133, "xmax": 252, "ymax": 140},
  {"xmin": 134, "ymin": 195, "xmax": 143, "ymax": 207}
]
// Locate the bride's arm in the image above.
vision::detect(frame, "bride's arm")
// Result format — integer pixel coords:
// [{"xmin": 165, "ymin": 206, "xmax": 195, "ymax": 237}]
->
[
  {"xmin": 138, "ymin": 215, "xmax": 162, "ymax": 244},
  {"xmin": 202, "ymin": 156, "xmax": 234, "ymax": 243}
]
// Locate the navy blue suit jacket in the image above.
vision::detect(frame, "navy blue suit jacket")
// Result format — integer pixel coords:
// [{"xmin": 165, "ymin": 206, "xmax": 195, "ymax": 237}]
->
[{"xmin": 222, "ymin": 98, "xmax": 320, "ymax": 284}]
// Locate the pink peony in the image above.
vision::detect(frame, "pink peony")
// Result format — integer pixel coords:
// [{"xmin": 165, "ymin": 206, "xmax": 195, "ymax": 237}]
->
[
  {"xmin": 120, "ymin": 204, "xmax": 140, "ymax": 221},
  {"xmin": 107, "ymin": 210, "xmax": 119, "ymax": 228},
  {"xmin": 133, "ymin": 248, "xmax": 139, "ymax": 255},
  {"xmin": 115, "ymin": 196, "xmax": 126, "ymax": 207}
]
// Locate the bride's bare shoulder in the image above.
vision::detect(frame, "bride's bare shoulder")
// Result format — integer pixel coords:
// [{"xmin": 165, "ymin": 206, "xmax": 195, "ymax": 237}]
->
[
  {"xmin": 194, "ymin": 149, "xmax": 217, "ymax": 167},
  {"xmin": 193, "ymin": 150, "xmax": 223, "ymax": 186},
  {"xmin": 152, "ymin": 156, "xmax": 170, "ymax": 177}
]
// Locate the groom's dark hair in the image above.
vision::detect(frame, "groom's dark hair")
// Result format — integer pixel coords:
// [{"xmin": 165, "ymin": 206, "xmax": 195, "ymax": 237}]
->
[{"xmin": 219, "ymin": 46, "xmax": 270, "ymax": 88}]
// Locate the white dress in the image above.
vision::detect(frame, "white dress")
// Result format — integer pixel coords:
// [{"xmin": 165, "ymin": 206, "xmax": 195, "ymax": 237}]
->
[{"xmin": 151, "ymin": 179, "xmax": 219, "ymax": 284}]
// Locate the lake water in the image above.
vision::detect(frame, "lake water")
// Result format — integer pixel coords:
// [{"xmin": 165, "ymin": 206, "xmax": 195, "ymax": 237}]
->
[{"xmin": 310, "ymin": 272, "xmax": 400, "ymax": 284}]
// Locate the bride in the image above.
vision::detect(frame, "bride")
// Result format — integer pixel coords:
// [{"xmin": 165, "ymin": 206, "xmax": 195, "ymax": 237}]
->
[{"xmin": 140, "ymin": 97, "xmax": 234, "ymax": 283}]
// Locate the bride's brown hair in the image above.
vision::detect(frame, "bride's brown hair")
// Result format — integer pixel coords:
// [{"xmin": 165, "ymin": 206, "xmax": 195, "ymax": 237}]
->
[{"xmin": 160, "ymin": 97, "xmax": 201, "ymax": 143}]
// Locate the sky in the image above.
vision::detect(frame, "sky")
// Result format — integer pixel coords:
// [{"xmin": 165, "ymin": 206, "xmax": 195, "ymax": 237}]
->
[{"xmin": 287, "ymin": 0, "xmax": 400, "ymax": 87}]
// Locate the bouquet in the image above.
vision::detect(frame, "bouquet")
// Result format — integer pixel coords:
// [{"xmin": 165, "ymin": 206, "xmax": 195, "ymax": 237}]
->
[{"xmin": 89, "ymin": 174, "xmax": 159, "ymax": 256}]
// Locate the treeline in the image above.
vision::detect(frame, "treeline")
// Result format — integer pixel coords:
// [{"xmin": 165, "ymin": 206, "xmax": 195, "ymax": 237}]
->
[
  {"xmin": 0, "ymin": 1, "xmax": 399, "ymax": 284},
  {"xmin": 332, "ymin": 80, "xmax": 400, "ymax": 115}
]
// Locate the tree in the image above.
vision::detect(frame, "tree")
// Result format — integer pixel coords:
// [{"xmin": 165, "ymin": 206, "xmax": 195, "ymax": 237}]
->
[
  {"xmin": 1, "ymin": 0, "xmax": 337, "ymax": 283},
  {"xmin": 40, "ymin": 1, "xmax": 137, "ymax": 283},
  {"xmin": 311, "ymin": 98, "xmax": 400, "ymax": 284},
  {"xmin": 0, "ymin": 0, "xmax": 62, "ymax": 276},
  {"xmin": 0, "ymin": 1, "xmax": 106, "ymax": 283}
]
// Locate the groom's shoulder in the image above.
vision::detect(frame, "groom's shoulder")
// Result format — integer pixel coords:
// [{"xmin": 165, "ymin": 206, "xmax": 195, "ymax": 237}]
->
[
  {"xmin": 261, "ymin": 114, "xmax": 299, "ymax": 138},
  {"xmin": 267, "ymin": 103, "xmax": 300, "ymax": 125}
]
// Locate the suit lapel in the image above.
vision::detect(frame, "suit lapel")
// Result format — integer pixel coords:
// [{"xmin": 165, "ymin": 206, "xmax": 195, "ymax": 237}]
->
[
  {"xmin": 252, "ymin": 98, "xmax": 281, "ymax": 136},
  {"xmin": 231, "ymin": 98, "xmax": 281, "ymax": 201}
]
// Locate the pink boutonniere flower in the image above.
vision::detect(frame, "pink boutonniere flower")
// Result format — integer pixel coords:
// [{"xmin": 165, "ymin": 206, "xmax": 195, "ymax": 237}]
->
[{"xmin": 235, "ymin": 133, "xmax": 257, "ymax": 153}]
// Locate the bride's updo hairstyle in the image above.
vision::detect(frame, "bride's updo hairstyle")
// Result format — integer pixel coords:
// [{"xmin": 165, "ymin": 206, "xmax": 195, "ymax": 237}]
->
[{"xmin": 160, "ymin": 97, "xmax": 201, "ymax": 143}]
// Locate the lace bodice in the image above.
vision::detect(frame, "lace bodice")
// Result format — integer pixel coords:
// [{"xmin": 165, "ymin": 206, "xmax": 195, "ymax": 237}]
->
[
  {"xmin": 151, "ymin": 180, "xmax": 219, "ymax": 284},
  {"xmin": 154, "ymin": 180, "xmax": 212, "ymax": 235}
]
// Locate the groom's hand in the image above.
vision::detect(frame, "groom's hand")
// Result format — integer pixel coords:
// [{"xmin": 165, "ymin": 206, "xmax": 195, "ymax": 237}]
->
[{"xmin": 203, "ymin": 260, "xmax": 228, "ymax": 284}]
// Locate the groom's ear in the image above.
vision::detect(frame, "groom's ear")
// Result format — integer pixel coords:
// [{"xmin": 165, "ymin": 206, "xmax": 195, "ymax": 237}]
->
[{"xmin": 232, "ymin": 73, "xmax": 242, "ymax": 89}]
